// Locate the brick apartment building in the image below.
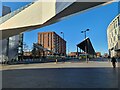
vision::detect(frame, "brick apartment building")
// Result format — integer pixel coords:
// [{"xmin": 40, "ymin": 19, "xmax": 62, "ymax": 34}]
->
[
  {"xmin": 68, "ymin": 52, "xmax": 78, "ymax": 57},
  {"xmin": 38, "ymin": 32, "xmax": 66, "ymax": 55},
  {"xmin": 96, "ymin": 52, "xmax": 101, "ymax": 57}
]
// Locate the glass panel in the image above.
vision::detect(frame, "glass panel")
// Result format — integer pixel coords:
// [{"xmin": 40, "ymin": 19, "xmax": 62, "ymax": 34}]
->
[
  {"xmin": 0, "ymin": 2, "xmax": 34, "ymax": 24},
  {"xmin": 118, "ymin": 36, "xmax": 120, "ymax": 40}
]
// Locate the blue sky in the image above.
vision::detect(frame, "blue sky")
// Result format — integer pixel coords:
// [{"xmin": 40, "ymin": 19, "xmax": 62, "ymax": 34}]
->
[{"xmin": 2, "ymin": 2, "xmax": 119, "ymax": 55}]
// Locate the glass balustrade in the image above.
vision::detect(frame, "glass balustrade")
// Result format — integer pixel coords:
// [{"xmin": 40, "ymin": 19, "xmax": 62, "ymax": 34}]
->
[{"xmin": 0, "ymin": 2, "xmax": 35, "ymax": 24}]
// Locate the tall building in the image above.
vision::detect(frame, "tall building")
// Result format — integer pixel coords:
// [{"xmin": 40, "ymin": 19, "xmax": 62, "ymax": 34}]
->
[
  {"xmin": 38, "ymin": 32, "xmax": 66, "ymax": 56},
  {"xmin": 107, "ymin": 14, "xmax": 120, "ymax": 57},
  {"xmin": 2, "ymin": 6, "xmax": 11, "ymax": 16},
  {"xmin": 0, "ymin": 6, "xmax": 23, "ymax": 62}
]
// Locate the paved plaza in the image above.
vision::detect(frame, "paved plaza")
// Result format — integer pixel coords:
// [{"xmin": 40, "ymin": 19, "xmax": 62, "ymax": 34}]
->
[{"xmin": 1, "ymin": 59, "xmax": 119, "ymax": 88}]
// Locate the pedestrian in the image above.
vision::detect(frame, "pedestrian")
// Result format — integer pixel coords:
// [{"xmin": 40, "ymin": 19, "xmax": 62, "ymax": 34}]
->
[
  {"xmin": 108, "ymin": 56, "xmax": 110, "ymax": 62},
  {"xmin": 111, "ymin": 57, "xmax": 117, "ymax": 68},
  {"xmin": 56, "ymin": 58, "xmax": 58, "ymax": 64}
]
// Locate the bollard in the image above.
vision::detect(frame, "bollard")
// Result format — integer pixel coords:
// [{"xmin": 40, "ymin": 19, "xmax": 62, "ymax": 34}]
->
[{"xmin": 87, "ymin": 58, "xmax": 89, "ymax": 63}]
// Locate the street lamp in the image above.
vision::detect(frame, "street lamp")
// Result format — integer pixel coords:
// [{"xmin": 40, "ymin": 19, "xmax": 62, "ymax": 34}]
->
[
  {"xmin": 61, "ymin": 32, "xmax": 64, "ymax": 55},
  {"xmin": 81, "ymin": 29, "xmax": 89, "ymax": 39},
  {"xmin": 61, "ymin": 32, "xmax": 64, "ymax": 40},
  {"xmin": 81, "ymin": 29, "xmax": 89, "ymax": 63}
]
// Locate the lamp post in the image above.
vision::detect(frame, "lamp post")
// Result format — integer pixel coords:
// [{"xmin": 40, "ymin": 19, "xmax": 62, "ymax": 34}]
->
[
  {"xmin": 61, "ymin": 32, "xmax": 64, "ymax": 56},
  {"xmin": 61, "ymin": 32, "xmax": 64, "ymax": 40},
  {"xmin": 81, "ymin": 29, "xmax": 89, "ymax": 63}
]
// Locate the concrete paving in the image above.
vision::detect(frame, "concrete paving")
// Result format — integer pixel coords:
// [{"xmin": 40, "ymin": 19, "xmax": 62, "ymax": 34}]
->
[
  {"xmin": 1, "ymin": 59, "xmax": 119, "ymax": 88},
  {"xmin": 1, "ymin": 59, "xmax": 118, "ymax": 70}
]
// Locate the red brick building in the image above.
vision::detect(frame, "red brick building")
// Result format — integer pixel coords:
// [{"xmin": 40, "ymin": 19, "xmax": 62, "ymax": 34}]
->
[
  {"xmin": 96, "ymin": 52, "xmax": 101, "ymax": 57},
  {"xmin": 68, "ymin": 52, "xmax": 78, "ymax": 57},
  {"xmin": 38, "ymin": 32, "xmax": 66, "ymax": 55}
]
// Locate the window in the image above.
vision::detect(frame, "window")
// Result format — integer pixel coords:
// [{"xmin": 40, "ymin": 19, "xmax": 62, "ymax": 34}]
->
[
  {"xmin": 48, "ymin": 33, "xmax": 49, "ymax": 47},
  {"xmin": 118, "ymin": 17, "xmax": 120, "ymax": 25},
  {"xmin": 116, "ymin": 21, "xmax": 118, "ymax": 27},
  {"xmin": 118, "ymin": 36, "xmax": 120, "ymax": 40},
  {"xmin": 114, "ymin": 36, "xmax": 115, "ymax": 41},
  {"xmin": 115, "ymin": 29, "xmax": 117, "ymax": 34},
  {"xmin": 42, "ymin": 34, "xmax": 44, "ymax": 46},
  {"xmin": 111, "ymin": 38, "xmax": 112, "ymax": 43},
  {"xmin": 40, "ymin": 34, "xmax": 42, "ymax": 44},
  {"xmin": 112, "ymin": 32, "xmax": 113, "ymax": 37},
  {"xmin": 118, "ymin": 20, "xmax": 120, "ymax": 26},
  {"xmin": 114, "ymin": 22, "xmax": 116, "ymax": 29}
]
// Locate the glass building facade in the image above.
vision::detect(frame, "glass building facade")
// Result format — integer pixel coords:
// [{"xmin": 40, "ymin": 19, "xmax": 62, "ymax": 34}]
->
[{"xmin": 0, "ymin": 6, "xmax": 23, "ymax": 63}]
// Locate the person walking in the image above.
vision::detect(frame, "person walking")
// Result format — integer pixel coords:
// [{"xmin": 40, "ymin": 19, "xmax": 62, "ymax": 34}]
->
[
  {"xmin": 108, "ymin": 56, "xmax": 111, "ymax": 62},
  {"xmin": 111, "ymin": 57, "xmax": 117, "ymax": 68}
]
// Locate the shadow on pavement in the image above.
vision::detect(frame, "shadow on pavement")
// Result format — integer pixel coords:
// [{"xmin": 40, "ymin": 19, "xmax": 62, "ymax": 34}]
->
[{"xmin": 2, "ymin": 67, "xmax": 119, "ymax": 89}]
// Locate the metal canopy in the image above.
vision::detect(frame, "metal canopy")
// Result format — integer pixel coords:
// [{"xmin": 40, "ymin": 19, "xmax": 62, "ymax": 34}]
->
[{"xmin": 77, "ymin": 38, "xmax": 95, "ymax": 55}]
